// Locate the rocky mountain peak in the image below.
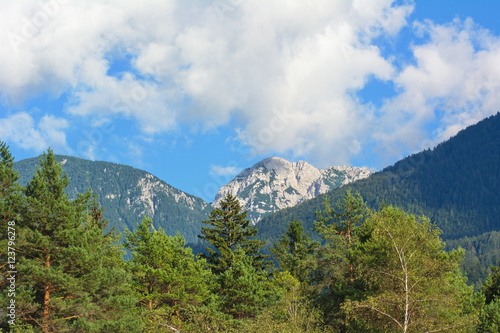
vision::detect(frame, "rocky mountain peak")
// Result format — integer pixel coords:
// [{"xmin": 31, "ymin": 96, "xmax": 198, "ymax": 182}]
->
[{"xmin": 213, "ymin": 157, "xmax": 373, "ymax": 223}]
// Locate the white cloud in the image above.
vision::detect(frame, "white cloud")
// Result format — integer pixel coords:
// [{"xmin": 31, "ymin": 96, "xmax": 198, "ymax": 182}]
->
[
  {"xmin": 1, "ymin": 1, "xmax": 499, "ymax": 168},
  {"xmin": 0, "ymin": 112, "xmax": 71, "ymax": 153},
  {"xmin": 379, "ymin": 18, "xmax": 500, "ymax": 159},
  {"xmin": 209, "ymin": 165, "xmax": 241, "ymax": 177}
]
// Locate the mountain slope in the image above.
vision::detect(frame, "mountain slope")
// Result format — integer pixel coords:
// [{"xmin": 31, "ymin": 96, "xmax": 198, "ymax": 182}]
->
[
  {"xmin": 258, "ymin": 112, "xmax": 500, "ymax": 243},
  {"xmin": 213, "ymin": 156, "xmax": 373, "ymax": 223},
  {"xmin": 14, "ymin": 155, "xmax": 211, "ymax": 243}
]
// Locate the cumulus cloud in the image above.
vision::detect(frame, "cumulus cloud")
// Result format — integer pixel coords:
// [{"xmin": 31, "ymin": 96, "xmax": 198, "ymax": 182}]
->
[
  {"xmin": 0, "ymin": 112, "xmax": 71, "ymax": 153},
  {"xmin": 379, "ymin": 18, "xmax": 500, "ymax": 159},
  {"xmin": 209, "ymin": 164, "xmax": 241, "ymax": 177},
  {"xmin": 0, "ymin": 0, "xmax": 499, "ymax": 168}
]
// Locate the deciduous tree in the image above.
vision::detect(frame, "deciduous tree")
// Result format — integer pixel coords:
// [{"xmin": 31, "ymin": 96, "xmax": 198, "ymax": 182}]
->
[{"xmin": 343, "ymin": 206, "xmax": 478, "ymax": 332}]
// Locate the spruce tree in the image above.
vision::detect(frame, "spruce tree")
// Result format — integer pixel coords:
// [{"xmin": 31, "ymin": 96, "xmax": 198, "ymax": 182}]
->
[
  {"xmin": 198, "ymin": 193, "xmax": 268, "ymax": 274},
  {"xmin": 217, "ymin": 247, "xmax": 277, "ymax": 319},
  {"xmin": 125, "ymin": 216, "xmax": 213, "ymax": 331},
  {"xmin": 478, "ymin": 267, "xmax": 500, "ymax": 331},
  {"xmin": 271, "ymin": 219, "xmax": 319, "ymax": 284},
  {"xmin": 198, "ymin": 194, "xmax": 274, "ymax": 319},
  {"xmin": 312, "ymin": 190, "xmax": 371, "ymax": 327},
  {"xmin": 16, "ymin": 149, "xmax": 140, "ymax": 332}
]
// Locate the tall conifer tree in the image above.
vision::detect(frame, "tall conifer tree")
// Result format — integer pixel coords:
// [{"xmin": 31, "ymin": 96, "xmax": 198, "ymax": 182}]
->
[
  {"xmin": 16, "ymin": 149, "xmax": 140, "ymax": 332},
  {"xmin": 0, "ymin": 142, "xmax": 23, "ymax": 330},
  {"xmin": 198, "ymin": 193, "xmax": 269, "ymax": 273},
  {"xmin": 312, "ymin": 190, "xmax": 371, "ymax": 328},
  {"xmin": 125, "ymin": 216, "xmax": 213, "ymax": 331},
  {"xmin": 271, "ymin": 219, "xmax": 319, "ymax": 284},
  {"xmin": 198, "ymin": 194, "xmax": 274, "ymax": 319}
]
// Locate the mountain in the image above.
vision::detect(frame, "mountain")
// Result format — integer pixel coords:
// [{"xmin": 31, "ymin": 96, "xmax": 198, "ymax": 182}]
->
[
  {"xmin": 213, "ymin": 156, "xmax": 373, "ymax": 223},
  {"xmin": 256, "ymin": 113, "xmax": 500, "ymax": 286},
  {"xmin": 14, "ymin": 155, "xmax": 211, "ymax": 243},
  {"xmin": 258, "ymin": 112, "xmax": 500, "ymax": 242}
]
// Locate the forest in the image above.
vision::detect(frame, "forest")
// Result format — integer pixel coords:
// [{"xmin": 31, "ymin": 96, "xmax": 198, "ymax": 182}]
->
[
  {"xmin": 257, "ymin": 113, "xmax": 500, "ymax": 288},
  {"xmin": 1, "ymin": 144, "xmax": 500, "ymax": 332}
]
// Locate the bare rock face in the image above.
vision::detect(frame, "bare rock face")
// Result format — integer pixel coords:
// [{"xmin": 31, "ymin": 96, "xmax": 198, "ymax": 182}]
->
[{"xmin": 213, "ymin": 157, "xmax": 373, "ymax": 223}]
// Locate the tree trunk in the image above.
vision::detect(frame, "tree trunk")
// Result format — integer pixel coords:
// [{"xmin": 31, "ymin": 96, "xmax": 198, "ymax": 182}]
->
[{"xmin": 42, "ymin": 253, "xmax": 51, "ymax": 333}]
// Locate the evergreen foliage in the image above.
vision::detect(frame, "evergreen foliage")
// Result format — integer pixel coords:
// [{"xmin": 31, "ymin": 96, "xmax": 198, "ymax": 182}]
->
[
  {"xmin": 258, "ymin": 112, "xmax": 500, "ymax": 243},
  {"xmin": 198, "ymin": 194, "xmax": 276, "ymax": 319},
  {"xmin": 199, "ymin": 193, "xmax": 269, "ymax": 274},
  {"xmin": 0, "ymin": 142, "xmax": 22, "ymax": 331},
  {"xmin": 124, "ymin": 216, "xmax": 213, "ymax": 330},
  {"xmin": 3, "ymin": 116, "xmax": 499, "ymax": 332},
  {"xmin": 311, "ymin": 191, "xmax": 371, "ymax": 328},
  {"xmin": 446, "ymin": 231, "xmax": 500, "ymax": 289},
  {"xmin": 14, "ymin": 150, "xmax": 140, "ymax": 332},
  {"xmin": 217, "ymin": 247, "xmax": 277, "ymax": 319},
  {"xmin": 13, "ymin": 155, "xmax": 210, "ymax": 243},
  {"xmin": 271, "ymin": 219, "xmax": 319, "ymax": 284},
  {"xmin": 478, "ymin": 267, "xmax": 500, "ymax": 332}
]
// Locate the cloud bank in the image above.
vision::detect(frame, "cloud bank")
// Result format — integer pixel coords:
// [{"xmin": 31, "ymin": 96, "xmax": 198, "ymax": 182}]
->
[{"xmin": 0, "ymin": 0, "xmax": 499, "ymax": 167}]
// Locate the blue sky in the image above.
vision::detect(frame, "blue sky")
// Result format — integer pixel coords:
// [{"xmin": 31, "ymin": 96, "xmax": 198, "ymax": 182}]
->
[{"xmin": 1, "ymin": 0, "xmax": 500, "ymax": 202}]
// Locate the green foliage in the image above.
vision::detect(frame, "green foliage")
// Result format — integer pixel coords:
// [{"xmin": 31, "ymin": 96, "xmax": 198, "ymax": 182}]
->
[
  {"xmin": 311, "ymin": 191, "xmax": 371, "ymax": 328},
  {"xmin": 258, "ymin": 112, "xmax": 500, "ymax": 243},
  {"xmin": 218, "ymin": 248, "xmax": 278, "ymax": 319},
  {"xmin": 483, "ymin": 267, "xmax": 500, "ymax": 304},
  {"xmin": 4, "ymin": 135, "xmax": 498, "ymax": 332},
  {"xmin": 271, "ymin": 220, "xmax": 319, "ymax": 284},
  {"xmin": 246, "ymin": 271, "xmax": 326, "ymax": 333},
  {"xmin": 343, "ymin": 206, "xmax": 478, "ymax": 332},
  {"xmin": 0, "ymin": 141, "xmax": 21, "ymax": 222},
  {"xmin": 199, "ymin": 193, "xmax": 269, "ymax": 274},
  {"xmin": 477, "ymin": 299, "xmax": 500, "ymax": 332},
  {"xmin": 476, "ymin": 267, "xmax": 500, "ymax": 332},
  {"xmin": 199, "ymin": 194, "xmax": 276, "ymax": 319},
  {"xmin": 447, "ymin": 232, "xmax": 500, "ymax": 288},
  {"xmin": 14, "ymin": 154, "xmax": 211, "ymax": 243},
  {"xmin": 0, "ymin": 142, "xmax": 23, "ymax": 331},
  {"xmin": 124, "ymin": 216, "xmax": 213, "ymax": 329},
  {"xmin": 15, "ymin": 150, "xmax": 140, "ymax": 332}
]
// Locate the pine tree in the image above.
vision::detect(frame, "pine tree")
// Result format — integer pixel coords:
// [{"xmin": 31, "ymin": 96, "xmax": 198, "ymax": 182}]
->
[
  {"xmin": 125, "ymin": 216, "xmax": 213, "ymax": 331},
  {"xmin": 198, "ymin": 193, "xmax": 269, "ymax": 273},
  {"xmin": 0, "ymin": 142, "xmax": 23, "ymax": 330},
  {"xmin": 312, "ymin": 190, "xmax": 371, "ymax": 328},
  {"xmin": 477, "ymin": 267, "xmax": 500, "ymax": 331},
  {"xmin": 198, "ymin": 194, "xmax": 274, "ymax": 319},
  {"xmin": 16, "ymin": 149, "xmax": 140, "ymax": 332},
  {"xmin": 218, "ymin": 248, "xmax": 277, "ymax": 319},
  {"xmin": 271, "ymin": 219, "xmax": 319, "ymax": 284},
  {"xmin": 314, "ymin": 190, "xmax": 370, "ymax": 284}
]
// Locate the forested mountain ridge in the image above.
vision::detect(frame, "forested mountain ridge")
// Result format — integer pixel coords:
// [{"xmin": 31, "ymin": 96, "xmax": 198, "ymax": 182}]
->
[
  {"xmin": 14, "ymin": 155, "xmax": 211, "ymax": 242},
  {"xmin": 213, "ymin": 156, "xmax": 373, "ymax": 223},
  {"xmin": 258, "ymin": 112, "xmax": 500, "ymax": 244},
  {"xmin": 13, "ymin": 154, "xmax": 372, "ymax": 240}
]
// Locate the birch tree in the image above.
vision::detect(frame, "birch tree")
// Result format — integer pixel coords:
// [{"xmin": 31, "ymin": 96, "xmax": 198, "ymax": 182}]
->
[{"xmin": 343, "ymin": 206, "xmax": 478, "ymax": 332}]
